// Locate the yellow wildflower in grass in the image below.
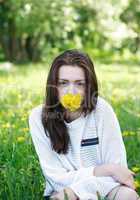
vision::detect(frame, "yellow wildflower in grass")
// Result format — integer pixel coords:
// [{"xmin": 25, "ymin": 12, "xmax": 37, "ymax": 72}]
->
[
  {"xmin": 21, "ymin": 113, "xmax": 28, "ymax": 121},
  {"xmin": 21, "ymin": 127, "xmax": 29, "ymax": 132},
  {"xmin": 122, "ymin": 131, "xmax": 136, "ymax": 137},
  {"xmin": 2, "ymin": 123, "xmax": 11, "ymax": 129},
  {"xmin": 134, "ymin": 180, "xmax": 140, "ymax": 189},
  {"xmin": 21, "ymin": 117, "xmax": 26, "ymax": 121},
  {"xmin": 17, "ymin": 136, "xmax": 26, "ymax": 143},
  {"xmin": 132, "ymin": 166, "xmax": 140, "ymax": 173},
  {"xmin": 60, "ymin": 93, "xmax": 83, "ymax": 112}
]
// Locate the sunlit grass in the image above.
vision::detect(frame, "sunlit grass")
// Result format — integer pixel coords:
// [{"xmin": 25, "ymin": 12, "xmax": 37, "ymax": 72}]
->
[{"xmin": 0, "ymin": 61, "xmax": 140, "ymax": 199}]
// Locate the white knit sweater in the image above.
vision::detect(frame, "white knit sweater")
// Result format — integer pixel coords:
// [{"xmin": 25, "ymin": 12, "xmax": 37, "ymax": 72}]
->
[{"xmin": 28, "ymin": 96, "xmax": 128, "ymax": 200}]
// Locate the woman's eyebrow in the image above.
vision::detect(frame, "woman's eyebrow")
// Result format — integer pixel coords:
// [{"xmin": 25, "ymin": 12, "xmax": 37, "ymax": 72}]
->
[{"xmin": 58, "ymin": 79, "xmax": 85, "ymax": 81}]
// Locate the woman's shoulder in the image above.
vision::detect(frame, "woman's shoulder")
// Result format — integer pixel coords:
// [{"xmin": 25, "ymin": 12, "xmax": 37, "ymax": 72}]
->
[
  {"xmin": 28, "ymin": 104, "xmax": 51, "ymax": 143},
  {"xmin": 95, "ymin": 96, "xmax": 114, "ymax": 116},
  {"xmin": 29, "ymin": 104, "xmax": 44, "ymax": 123}
]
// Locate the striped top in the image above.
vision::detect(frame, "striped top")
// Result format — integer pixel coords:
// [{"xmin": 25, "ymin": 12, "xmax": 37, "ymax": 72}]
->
[{"xmin": 28, "ymin": 96, "xmax": 128, "ymax": 200}]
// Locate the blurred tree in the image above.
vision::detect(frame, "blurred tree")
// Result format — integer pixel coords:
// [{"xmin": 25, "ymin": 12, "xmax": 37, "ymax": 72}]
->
[
  {"xmin": 0, "ymin": 0, "xmax": 139, "ymax": 63},
  {"xmin": 0, "ymin": 0, "xmax": 65, "ymax": 62},
  {"xmin": 120, "ymin": 0, "xmax": 140, "ymax": 53}
]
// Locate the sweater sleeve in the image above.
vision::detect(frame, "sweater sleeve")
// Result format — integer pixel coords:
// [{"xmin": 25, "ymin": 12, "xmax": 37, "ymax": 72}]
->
[
  {"xmin": 28, "ymin": 107, "xmax": 95, "ymax": 193},
  {"xmin": 100, "ymin": 100, "xmax": 128, "ymax": 167}
]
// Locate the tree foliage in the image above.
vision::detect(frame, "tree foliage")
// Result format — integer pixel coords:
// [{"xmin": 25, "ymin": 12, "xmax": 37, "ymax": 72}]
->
[{"xmin": 0, "ymin": 0, "xmax": 139, "ymax": 62}]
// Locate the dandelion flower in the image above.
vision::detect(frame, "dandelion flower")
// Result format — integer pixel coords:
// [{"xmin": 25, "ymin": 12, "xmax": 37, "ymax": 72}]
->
[
  {"xmin": 60, "ymin": 93, "xmax": 83, "ymax": 112},
  {"xmin": 2, "ymin": 123, "xmax": 11, "ymax": 129},
  {"xmin": 17, "ymin": 136, "xmax": 25, "ymax": 143},
  {"xmin": 22, "ymin": 127, "xmax": 29, "ymax": 132},
  {"xmin": 134, "ymin": 180, "xmax": 140, "ymax": 189},
  {"xmin": 122, "ymin": 131, "xmax": 136, "ymax": 137},
  {"xmin": 132, "ymin": 167, "xmax": 140, "ymax": 173}
]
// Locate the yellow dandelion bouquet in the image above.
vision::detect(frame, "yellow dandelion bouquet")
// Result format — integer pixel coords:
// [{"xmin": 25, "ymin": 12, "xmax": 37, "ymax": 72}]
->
[{"xmin": 60, "ymin": 93, "xmax": 83, "ymax": 112}]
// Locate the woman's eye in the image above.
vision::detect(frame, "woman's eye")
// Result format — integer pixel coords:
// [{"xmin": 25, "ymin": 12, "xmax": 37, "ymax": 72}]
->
[
  {"xmin": 77, "ymin": 82, "xmax": 85, "ymax": 86},
  {"xmin": 58, "ymin": 82, "xmax": 67, "ymax": 86},
  {"xmin": 58, "ymin": 82, "xmax": 85, "ymax": 87}
]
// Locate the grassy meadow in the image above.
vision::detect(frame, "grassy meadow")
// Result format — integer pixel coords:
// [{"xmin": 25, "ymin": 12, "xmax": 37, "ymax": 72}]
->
[{"xmin": 0, "ymin": 60, "xmax": 140, "ymax": 199}]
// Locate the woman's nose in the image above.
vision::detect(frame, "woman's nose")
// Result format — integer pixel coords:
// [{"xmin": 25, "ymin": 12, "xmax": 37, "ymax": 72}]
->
[{"xmin": 65, "ymin": 83, "xmax": 77, "ymax": 94}]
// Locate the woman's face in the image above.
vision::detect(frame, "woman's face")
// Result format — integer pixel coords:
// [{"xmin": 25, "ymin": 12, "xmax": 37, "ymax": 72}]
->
[{"xmin": 57, "ymin": 65, "xmax": 86, "ymax": 101}]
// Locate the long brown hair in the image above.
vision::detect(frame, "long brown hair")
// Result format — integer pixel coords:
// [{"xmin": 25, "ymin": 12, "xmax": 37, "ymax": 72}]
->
[{"xmin": 41, "ymin": 49, "xmax": 99, "ymax": 154}]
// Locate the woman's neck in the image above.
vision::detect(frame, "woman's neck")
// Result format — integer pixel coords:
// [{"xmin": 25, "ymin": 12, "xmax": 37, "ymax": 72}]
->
[{"xmin": 64, "ymin": 109, "xmax": 83, "ymax": 123}]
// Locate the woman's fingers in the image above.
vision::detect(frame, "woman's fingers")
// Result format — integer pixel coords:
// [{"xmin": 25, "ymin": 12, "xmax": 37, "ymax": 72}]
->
[{"xmin": 124, "ymin": 176, "xmax": 136, "ymax": 190}]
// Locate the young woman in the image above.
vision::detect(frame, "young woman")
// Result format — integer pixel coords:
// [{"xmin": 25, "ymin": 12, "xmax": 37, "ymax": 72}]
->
[{"xmin": 28, "ymin": 50, "xmax": 140, "ymax": 200}]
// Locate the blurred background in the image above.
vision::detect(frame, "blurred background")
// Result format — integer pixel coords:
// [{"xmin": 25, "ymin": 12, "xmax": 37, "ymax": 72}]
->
[
  {"xmin": 0, "ymin": 0, "xmax": 140, "ymax": 63},
  {"xmin": 0, "ymin": 0, "xmax": 140, "ymax": 199}
]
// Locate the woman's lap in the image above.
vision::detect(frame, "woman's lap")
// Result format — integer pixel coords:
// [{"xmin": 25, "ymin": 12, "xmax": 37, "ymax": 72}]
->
[{"xmin": 44, "ymin": 186, "xmax": 140, "ymax": 200}]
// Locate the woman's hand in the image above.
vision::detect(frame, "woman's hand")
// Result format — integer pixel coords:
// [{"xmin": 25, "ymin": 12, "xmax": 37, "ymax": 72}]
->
[
  {"xmin": 94, "ymin": 164, "xmax": 136, "ymax": 190},
  {"xmin": 110, "ymin": 164, "xmax": 136, "ymax": 190},
  {"xmin": 50, "ymin": 187, "xmax": 78, "ymax": 200}
]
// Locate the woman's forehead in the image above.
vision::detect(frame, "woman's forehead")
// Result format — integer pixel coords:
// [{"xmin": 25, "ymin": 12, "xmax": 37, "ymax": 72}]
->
[{"xmin": 58, "ymin": 65, "xmax": 85, "ymax": 80}]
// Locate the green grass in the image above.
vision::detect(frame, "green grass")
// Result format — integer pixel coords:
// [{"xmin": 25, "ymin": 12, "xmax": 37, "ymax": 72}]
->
[{"xmin": 0, "ymin": 61, "xmax": 140, "ymax": 199}]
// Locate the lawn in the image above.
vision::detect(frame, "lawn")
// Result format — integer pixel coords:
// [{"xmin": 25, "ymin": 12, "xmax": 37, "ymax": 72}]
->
[{"xmin": 0, "ymin": 60, "xmax": 140, "ymax": 199}]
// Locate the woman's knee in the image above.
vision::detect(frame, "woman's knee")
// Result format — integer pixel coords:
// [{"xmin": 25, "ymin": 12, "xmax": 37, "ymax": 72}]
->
[
  {"xmin": 119, "ymin": 186, "xmax": 139, "ymax": 200},
  {"xmin": 107, "ymin": 185, "xmax": 140, "ymax": 200}
]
